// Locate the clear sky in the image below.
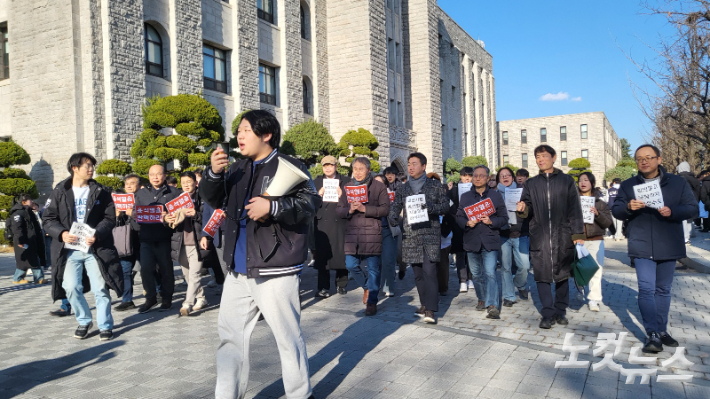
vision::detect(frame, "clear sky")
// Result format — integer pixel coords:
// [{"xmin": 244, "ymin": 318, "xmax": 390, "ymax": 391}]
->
[{"xmin": 437, "ymin": 0, "xmax": 676, "ymax": 151}]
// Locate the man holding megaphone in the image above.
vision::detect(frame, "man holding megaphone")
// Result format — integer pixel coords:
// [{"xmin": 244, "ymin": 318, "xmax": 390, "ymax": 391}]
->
[{"xmin": 200, "ymin": 110, "xmax": 319, "ymax": 399}]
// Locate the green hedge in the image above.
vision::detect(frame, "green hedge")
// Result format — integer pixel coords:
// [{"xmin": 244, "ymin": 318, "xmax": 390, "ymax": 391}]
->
[
  {"xmin": 0, "ymin": 141, "xmax": 31, "ymax": 168},
  {"xmin": 95, "ymin": 176, "xmax": 124, "ymax": 191},
  {"xmin": 96, "ymin": 159, "xmax": 132, "ymax": 176},
  {"xmin": 133, "ymin": 157, "xmax": 161, "ymax": 175},
  {"xmin": 461, "ymin": 156, "xmax": 488, "ymax": 167},
  {"xmin": 0, "ymin": 178, "xmax": 38, "ymax": 198},
  {"xmin": 281, "ymin": 120, "xmax": 338, "ymax": 167}
]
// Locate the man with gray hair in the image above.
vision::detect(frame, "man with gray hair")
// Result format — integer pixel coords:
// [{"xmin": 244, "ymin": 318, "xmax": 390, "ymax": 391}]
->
[
  {"xmin": 134, "ymin": 164, "xmax": 181, "ymax": 313},
  {"xmin": 336, "ymin": 157, "xmax": 390, "ymax": 316}
]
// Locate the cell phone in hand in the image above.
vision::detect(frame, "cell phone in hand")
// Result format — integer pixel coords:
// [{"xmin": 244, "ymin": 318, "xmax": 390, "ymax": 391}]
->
[{"xmin": 214, "ymin": 141, "xmax": 229, "ymax": 154}]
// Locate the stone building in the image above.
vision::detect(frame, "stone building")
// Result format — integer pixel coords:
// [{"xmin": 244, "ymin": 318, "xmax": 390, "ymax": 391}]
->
[
  {"xmin": 497, "ymin": 112, "xmax": 622, "ymax": 178},
  {"xmin": 0, "ymin": 0, "xmax": 496, "ymax": 196}
]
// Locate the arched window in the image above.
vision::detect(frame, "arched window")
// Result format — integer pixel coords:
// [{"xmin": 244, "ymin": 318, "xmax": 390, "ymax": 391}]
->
[
  {"xmin": 300, "ymin": 4, "xmax": 310, "ymax": 40},
  {"xmin": 145, "ymin": 24, "xmax": 163, "ymax": 77},
  {"xmin": 303, "ymin": 78, "xmax": 313, "ymax": 115}
]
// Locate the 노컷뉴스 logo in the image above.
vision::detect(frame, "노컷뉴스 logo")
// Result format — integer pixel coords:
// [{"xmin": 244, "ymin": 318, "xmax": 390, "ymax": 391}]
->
[{"xmin": 555, "ymin": 333, "xmax": 694, "ymax": 384}]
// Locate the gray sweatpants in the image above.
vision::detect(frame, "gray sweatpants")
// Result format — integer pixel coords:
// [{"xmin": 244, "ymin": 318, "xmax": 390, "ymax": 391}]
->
[{"xmin": 215, "ymin": 272, "xmax": 312, "ymax": 399}]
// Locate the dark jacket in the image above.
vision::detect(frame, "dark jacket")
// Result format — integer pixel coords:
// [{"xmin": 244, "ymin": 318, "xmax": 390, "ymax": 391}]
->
[
  {"xmin": 42, "ymin": 178, "xmax": 123, "ymax": 301},
  {"xmin": 9, "ymin": 203, "xmax": 46, "ymax": 271},
  {"xmin": 517, "ymin": 169, "xmax": 585, "ymax": 283},
  {"xmin": 199, "ymin": 150, "xmax": 321, "ymax": 278},
  {"xmin": 336, "ymin": 178, "xmax": 390, "ymax": 256},
  {"xmin": 170, "ymin": 191, "xmax": 205, "ymax": 262},
  {"xmin": 456, "ymin": 186, "xmax": 508, "ymax": 252},
  {"xmin": 446, "ymin": 184, "xmax": 467, "ymax": 253},
  {"xmin": 134, "ymin": 183, "xmax": 181, "ymax": 242},
  {"xmin": 582, "ymin": 194, "xmax": 613, "ymax": 239},
  {"xmin": 678, "ymin": 172, "xmax": 701, "ymax": 202},
  {"xmin": 700, "ymin": 176, "xmax": 710, "ymax": 211},
  {"xmin": 607, "ymin": 184, "xmax": 620, "ymax": 207},
  {"xmin": 611, "ymin": 167, "xmax": 698, "ymax": 261},
  {"xmin": 389, "ymin": 176, "xmax": 450, "ymax": 263},
  {"xmin": 313, "ymin": 173, "xmax": 349, "ymax": 270}
]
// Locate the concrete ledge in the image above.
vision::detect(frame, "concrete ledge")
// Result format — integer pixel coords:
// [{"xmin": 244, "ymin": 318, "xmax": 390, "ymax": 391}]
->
[{"xmin": 679, "ymin": 245, "xmax": 710, "ymax": 274}]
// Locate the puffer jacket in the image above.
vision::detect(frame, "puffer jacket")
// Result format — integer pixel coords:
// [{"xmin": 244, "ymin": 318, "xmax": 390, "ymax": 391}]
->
[
  {"xmin": 335, "ymin": 177, "xmax": 389, "ymax": 256},
  {"xmin": 42, "ymin": 178, "xmax": 123, "ymax": 301},
  {"xmin": 517, "ymin": 168, "xmax": 585, "ymax": 283},
  {"xmin": 170, "ymin": 190, "xmax": 205, "ymax": 262},
  {"xmin": 388, "ymin": 176, "xmax": 450, "ymax": 263},
  {"xmin": 9, "ymin": 202, "xmax": 46, "ymax": 271},
  {"xmin": 611, "ymin": 166, "xmax": 698, "ymax": 260},
  {"xmin": 582, "ymin": 193, "xmax": 613, "ymax": 239}
]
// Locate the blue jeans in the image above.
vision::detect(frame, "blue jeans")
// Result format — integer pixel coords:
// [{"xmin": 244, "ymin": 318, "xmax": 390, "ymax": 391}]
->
[
  {"xmin": 120, "ymin": 258, "xmax": 135, "ymax": 303},
  {"xmin": 63, "ymin": 250, "xmax": 113, "ymax": 331},
  {"xmin": 60, "ymin": 299, "xmax": 71, "ymax": 311},
  {"xmin": 500, "ymin": 236, "xmax": 531, "ymax": 301},
  {"xmin": 13, "ymin": 268, "xmax": 44, "ymax": 282},
  {"xmin": 635, "ymin": 258, "xmax": 675, "ymax": 334},
  {"xmin": 345, "ymin": 254, "xmax": 381, "ymax": 305},
  {"xmin": 468, "ymin": 250, "xmax": 499, "ymax": 308},
  {"xmin": 379, "ymin": 226, "xmax": 397, "ymax": 295}
]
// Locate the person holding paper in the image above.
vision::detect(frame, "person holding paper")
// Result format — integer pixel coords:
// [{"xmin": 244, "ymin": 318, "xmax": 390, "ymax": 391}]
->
[
  {"xmin": 166, "ymin": 171, "xmax": 209, "ymax": 317},
  {"xmin": 516, "ymin": 145, "xmax": 585, "ymax": 330},
  {"xmin": 496, "ymin": 167, "xmax": 530, "ymax": 307},
  {"xmin": 577, "ymin": 172, "xmax": 612, "ymax": 312},
  {"xmin": 134, "ymin": 164, "xmax": 181, "ymax": 313},
  {"xmin": 445, "ymin": 166, "xmax": 476, "ymax": 294},
  {"xmin": 201, "ymin": 110, "xmax": 319, "ymax": 399},
  {"xmin": 611, "ymin": 144, "xmax": 698, "ymax": 353},
  {"xmin": 312, "ymin": 155, "xmax": 349, "ymax": 298},
  {"xmin": 336, "ymin": 158, "xmax": 389, "ymax": 316},
  {"xmin": 42, "ymin": 152, "xmax": 123, "ymax": 341},
  {"xmin": 388, "ymin": 152, "xmax": 450, "ymax": 324},
  {"xmin": 456, "ymin": 165, "xmax": 508, "ymax": 319},
  {"xmin": 113, "ymin": 174, "xmax": 142, "ymax": 311}
]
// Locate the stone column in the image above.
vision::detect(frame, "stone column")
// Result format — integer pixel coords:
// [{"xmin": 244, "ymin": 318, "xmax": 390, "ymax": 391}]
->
[
  {"xmin": 169, "ymin": 0, "xmax": 203, "ymax": 95},
  {"xmin": 232, "ymin": 0, "xmax": 259, "ymax": 114},
  {"xmin": 278, "ymin": 0, "xmax": 303, "ymax": 129}
]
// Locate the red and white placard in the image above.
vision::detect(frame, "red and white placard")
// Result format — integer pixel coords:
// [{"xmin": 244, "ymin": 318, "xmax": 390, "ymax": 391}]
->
[
  {"xmin": 165, "ymin": 192, "xmax": 194, "ymax": 215},
  {"xmin": 111, "ymin": 193, "xmax": 135, "ymax": 212},
  {"xmin": 203, "ymin": 209, "xmax": 226, "ymax": 238},
  {"xmin": 345, "ymin": 185, "xmax": 368, "ymax": 203},
  {"xmin": 135, "ymin": 205, "xmax": 164, "ymax": 223},
  {"xmin": 464, "ymin": 198, "xmax": 495, "ymax": 221}
]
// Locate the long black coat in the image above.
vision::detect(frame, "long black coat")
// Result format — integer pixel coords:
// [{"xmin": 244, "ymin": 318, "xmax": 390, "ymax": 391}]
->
[
  {"xmin": 9, "ymin": 203, "xmax": 46, "ymax": 271},
  {"xmin": 518, "ymin": 169, "xmax": 585, "ymax": 283},
  {"xmin": 446, "ymin": 184, "xmax": 466, "ymax": 253},
  {"xmin": 611, "ymin": 168, "xmax": 698, "ymax": 261},
  {"xmin": 313, "ymin": 174, "xmax": 349, "ymax": 270},
  {"xmin": 42, "ymin": 178, "xmax": 123, "ymax": 301},
  {"xmin": 170, "ymin": 190, "xmax": 205, "ymax": 262}
]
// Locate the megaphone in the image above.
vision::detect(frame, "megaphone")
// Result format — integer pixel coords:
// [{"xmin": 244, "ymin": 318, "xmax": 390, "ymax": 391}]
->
[{"xmin": 263, "ymin": 157, "xmax": 310, "ymax": 197}]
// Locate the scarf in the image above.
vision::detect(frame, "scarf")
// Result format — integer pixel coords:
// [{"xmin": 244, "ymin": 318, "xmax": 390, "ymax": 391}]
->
[{"xmin": 408, "ymin": 173, "xmax": 427, "ymax": 194}]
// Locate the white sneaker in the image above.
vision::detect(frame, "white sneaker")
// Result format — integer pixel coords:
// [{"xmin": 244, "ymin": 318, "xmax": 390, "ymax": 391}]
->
[
  {"xmin": 459, "ymin": 282, "xmax": 468, "ymax": 293},
  {"xmin": 179, "ymin": 306, "xmax": 191, "ymax": 316},
  {"xmin": 588, "ymin": 301, "xmax": 600, "ymax": 312},
  {"xmin": 467, "ymin": 280, "xmax": 475, "ymax": 290},
  {"xmin": 193, "ymin": 298, "xmax": 209, "ymax": 311}
]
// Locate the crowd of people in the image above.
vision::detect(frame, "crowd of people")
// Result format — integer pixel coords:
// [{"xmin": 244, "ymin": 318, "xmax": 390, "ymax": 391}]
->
[{"xmin": 6, "ymin": 108, "xmax": 701, "ymax": 399}]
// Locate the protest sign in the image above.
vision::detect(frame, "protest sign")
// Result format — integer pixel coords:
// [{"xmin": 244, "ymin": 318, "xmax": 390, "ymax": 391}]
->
[
  {"xmin": 64, "ymin": 223, "xmax": 96, "ymax": 253},
  {"xmin": 345, "ymin": 184, "xmax": 368, "ymax": 203},
  {"xmin": 406, "ymin": 194, "xmax": 428, "ymax": 225},
  {"xmin": 387, "ymin": 189, "xmax": 395, "ymax": 203},
  {"xmin": 464, "ymin": 198, "xmax": 495, "ymax": 221},
  {"xmin": 166, "ymin": 192, "xmax": 194, "ymax": 215},
  {"xmin": 135, "ymin": 205, "xmax": 164, "ymax": 223},
  {"xmin": 111, "ymin": 193, "xmax": 135, "ymax": 212},
  {"xmin": 322, "ymin": 179, "xmax": 340, "ymax": 203},
  {"xmin": 633, "ymin": 181, "xmax": 664, "ymax": 210},
  {"xmin": 504, "ymin": 188, "xmax": 523, "ymax": 224},
  {"xmin": 581, "ymin": 196, "xmax": 596, "ymax": 224},
  {"xmin": 458, "ymin": 183, "xmax": 472, "ymax": 202},
  {"xmin": 203, "ymin": 209, "xmax": 226, "ymax": 238}
]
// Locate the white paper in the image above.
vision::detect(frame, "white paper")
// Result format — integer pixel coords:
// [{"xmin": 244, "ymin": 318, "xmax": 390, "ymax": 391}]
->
[
  {"xmin": 64, "ymin": 222, "xmax": 96, "ymax": 253},
  {"xmin": 633, "ymin": 181, "xmax": 664, "ymax": 210},
  {"xmin": 323, "ymin": 179, "xmax": 339, "ymax": 203},
  {"xmin": 504, "ymin": 188, "xmax": 523, "ymax": 225},
  {"xmin": 406, "ymin": 194, "xmax": 428, "ymax": 225},
  {"xmin": 458, "ymin": 183, "xmax": 472, "ymax": 202},
  {"xmin": 580, "ymin": 196, "xmax": 596, "ymax": 224}
]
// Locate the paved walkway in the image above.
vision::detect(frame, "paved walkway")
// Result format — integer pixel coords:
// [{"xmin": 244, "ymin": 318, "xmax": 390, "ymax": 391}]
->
[{"xmin": 1, "ymin": 240, "xmax": 709, "ymax": 399}]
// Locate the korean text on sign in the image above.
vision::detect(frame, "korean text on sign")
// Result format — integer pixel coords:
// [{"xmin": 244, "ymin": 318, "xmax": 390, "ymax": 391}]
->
[
  {"xmin": 111, "ymin": 193, "xmax": 135, "ymax": 212},
  {"xmin": 633, "ymin": 180, "xmax": 664, "ymax": 210},
  {"xmin": 64, "ymin": 222, "xmax": 96, "ymax": 253},
  {"xmin": 464, "ymin": 198, "xmax": 495, "ymax": 221},
  {"xmin": 135, "ymin": 205, "xmax": 164, "ymax": 224},
  {"xmin": 405, "ymin": 194, "xmax": 428, "ymax": 225},
  {"xmin": 322, "ymin": 179, "xmax": 340, "ymax": 203},
  {"xmin": 580, "ymin": 196, "xmax": 596, "ymax": 224},
  {"xmin": 345, "ymin": 184, "xmax": 368, "ymax": 203},
  {"xmin": 387, "ymin": 189, "xmax": 395, "ymax": 203},
  {"xmin": 203, "ymin": 209, "xmax": 226, "ymax": 238},
  {"xmin": 165, "ymin": 192, "xmax": 194, "ymax": 215}
]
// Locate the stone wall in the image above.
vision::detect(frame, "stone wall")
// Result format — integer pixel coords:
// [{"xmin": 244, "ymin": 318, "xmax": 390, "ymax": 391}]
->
[{"xmin": 313, "ymin": 0, "xmax": 330, "ymax": 129}]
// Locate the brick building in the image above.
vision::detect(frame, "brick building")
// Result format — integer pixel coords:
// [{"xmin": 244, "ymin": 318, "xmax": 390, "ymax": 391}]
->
[
  {"xmin": 0, "ymin": 0, "xmax": 497, "ymax": 197},
  {"xmin": 497, "ymin": 112, "xmax": 622, "ymax": 178}
]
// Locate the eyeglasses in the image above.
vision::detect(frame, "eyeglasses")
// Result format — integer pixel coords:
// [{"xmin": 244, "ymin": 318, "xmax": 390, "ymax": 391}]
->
[
  {"xmin": 472, "ymin": 174, "xmax": 488, "ymax": 179},
  {"xmin": 635, "ymin": 156, "xmax": 658, "ymax": 164},
  {"xmin": 81, "ymin": 164, "xmax": 95, "ymax": 171}
]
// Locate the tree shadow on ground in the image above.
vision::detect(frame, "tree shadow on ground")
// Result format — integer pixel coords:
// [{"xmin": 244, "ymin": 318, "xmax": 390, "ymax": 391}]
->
[{"xmin": 0, "ymin": 340, "xmax": 123, "ymax": 398}]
